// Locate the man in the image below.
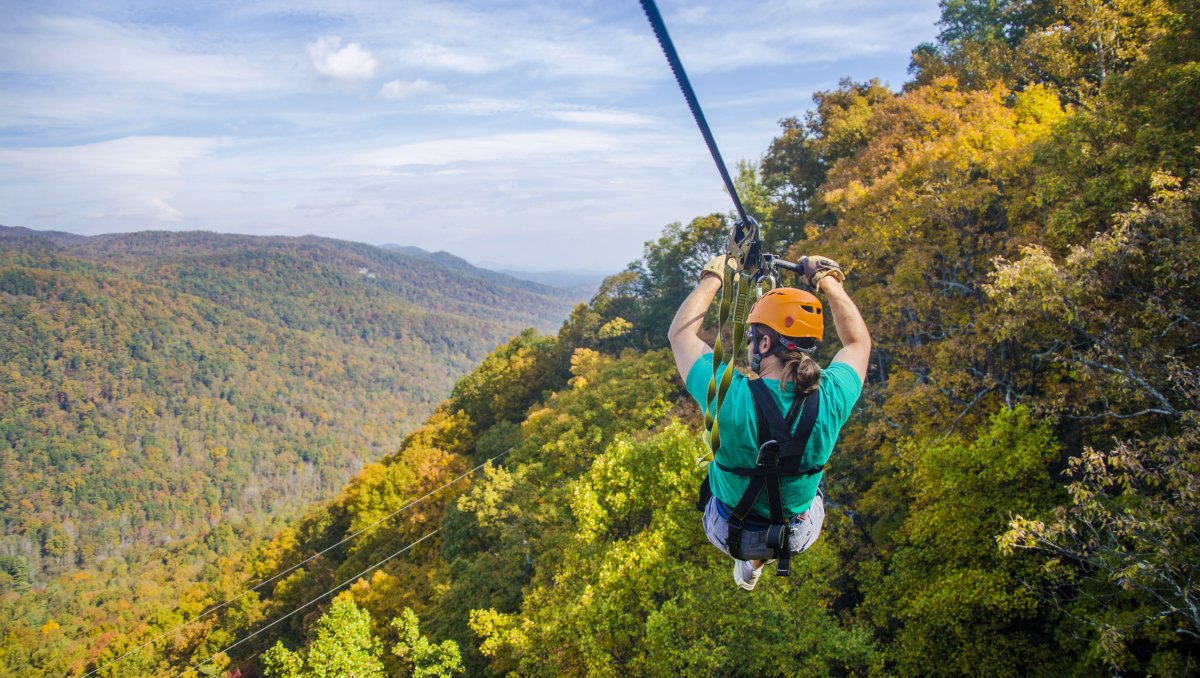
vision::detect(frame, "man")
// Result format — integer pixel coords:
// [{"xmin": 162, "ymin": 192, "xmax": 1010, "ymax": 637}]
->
[{"xmin": 667, "ymin": 254, "xmax": 871, "ymax": 590}]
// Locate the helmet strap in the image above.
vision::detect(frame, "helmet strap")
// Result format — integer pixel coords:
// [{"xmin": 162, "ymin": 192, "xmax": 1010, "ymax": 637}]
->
[
  {"xmin": 749, "ymin": 326, "xmax": 764, "ymax": 373},
  {"xmin": 752, "ymin": 326, "xmax": 819, "ymax": 374}
]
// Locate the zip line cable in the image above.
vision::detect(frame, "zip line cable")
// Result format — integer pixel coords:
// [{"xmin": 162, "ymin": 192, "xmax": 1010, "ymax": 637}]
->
[
  {"xmin": 639, "ymin": 0, "xmax": 749, "ymax": 224},
  {"xmin": 181, "ymin": 529, "xmax": 440, "ymax": 678},
  {"xmin": 640, "ymin": 0, "xmax": 765, "ymax": 462},
  {"xmin": 84, "ymin": 448, "xmax": 514, "ymax": 678}
]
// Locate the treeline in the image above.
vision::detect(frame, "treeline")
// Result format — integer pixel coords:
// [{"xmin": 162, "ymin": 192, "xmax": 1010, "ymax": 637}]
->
[
  {"xmin": 0, "ymin": 230, "xmax": 578, "ymax": 675},
  {"xmin": 11, "ymin": 0, "xmax": 1199, "ymax": 675}
]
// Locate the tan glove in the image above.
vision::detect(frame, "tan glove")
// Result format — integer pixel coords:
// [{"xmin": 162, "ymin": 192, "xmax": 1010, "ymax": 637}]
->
[
  {"xmin": 800, "ymin": 255, "xmax": 845, "ymax": 289},
  {"xmin": 700, "ymin": 254, "xmax": 739, "ymax": 283}
]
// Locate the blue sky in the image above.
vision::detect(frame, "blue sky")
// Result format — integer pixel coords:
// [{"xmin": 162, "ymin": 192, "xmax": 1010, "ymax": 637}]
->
[{"xmin": 0, "ymin": 0, "xmax": 941, "ymax": 272}]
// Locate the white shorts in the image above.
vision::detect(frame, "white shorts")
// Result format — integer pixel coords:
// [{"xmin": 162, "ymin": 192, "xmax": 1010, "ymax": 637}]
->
[{"xmin": 701, "ymin": 493, "xmax": 825, "ymax": 561}]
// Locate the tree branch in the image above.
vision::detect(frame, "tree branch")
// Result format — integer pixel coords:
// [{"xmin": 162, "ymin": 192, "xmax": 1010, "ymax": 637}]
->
[
  {"xmin": 933, "ymin": 279, "xmax": 975, "ymax": 296},
  {"xmin": 1065, "ymin": 355, "xmax": 1180, "ymax": 417}
]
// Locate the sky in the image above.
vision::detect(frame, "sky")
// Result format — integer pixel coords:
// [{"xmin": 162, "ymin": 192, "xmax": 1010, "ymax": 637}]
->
[{"xmin": 0, "ymin": 0, "xmax": 942, "ymax": 272}]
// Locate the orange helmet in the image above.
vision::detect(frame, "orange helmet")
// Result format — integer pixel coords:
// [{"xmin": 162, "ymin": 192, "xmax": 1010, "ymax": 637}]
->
[{"xmin": 747, "ymin": 288, "xmax": 823, "ymax": 342}]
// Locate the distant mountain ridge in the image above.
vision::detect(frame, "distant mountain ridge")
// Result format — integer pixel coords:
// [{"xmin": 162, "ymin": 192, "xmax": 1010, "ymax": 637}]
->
[
  {"xmin": 0, "ymin": 226, "xmax": 581, "ymax": 589},
  {"xmin": 0, "ymin": 224, "xmax": 91, "ymax": 245},
  {"xmin": 471, "ymin": 258, "xmax": 609, "ymax": 296},
  {"xmin": 381, "ymin": 244, "xmax": 608, "ymax": 295},
  {"xmin": 377, "ymin": 242, "xmax": 555, "ymax": 285}
]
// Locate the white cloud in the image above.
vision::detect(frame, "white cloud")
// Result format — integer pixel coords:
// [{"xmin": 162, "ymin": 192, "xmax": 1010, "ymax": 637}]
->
[
  {"xmin": 429, "ymin": 99, "xmax": 655, "ymax": 127},
  {"xmin": 0, "ymin": 136, "xmax": 219, "ymax": 179},
  {"xmin": 346, "ymin": 129, "xmax": 621, "ymax": 169},
  {"xmin": 0, "ymin": 14, "xmax": 283, "ymax": 94},
  {"xmin": 379, "ymin": 78, "xmax": 445, "ymax": 100},
  {"xmin": 295, "ymin": 197, "xmax": 359, "ymax": 218},
  {"xmin": 399, "ymin": 42, "xmax": 499, "ymax": 75},
  {"xmin": 431, "ymin": 98, "xmax": 532, "ymax": 116},
  {"xmin": 663, "ymin": 1, "xmax": 941, "ymax": 72},
  {"xmin": 0, "ymin": 136, "xmax": 222, "ymax": 223},
  {"xmin": 545, "ymin": 110, "xmax": 655, "ymax": 126},
  {"xmin": 307, "ymin": 36, "xmax": 378, "ymax": 80}
]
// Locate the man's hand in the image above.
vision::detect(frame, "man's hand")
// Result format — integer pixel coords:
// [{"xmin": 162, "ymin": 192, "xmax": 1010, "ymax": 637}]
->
[
  {"xmin": 700, "ymin": 254, "xmax": 739, "ymax": 283},
  {"xmin": 801, "ymin": 255, "xmax": 845, "ymax": 289}
]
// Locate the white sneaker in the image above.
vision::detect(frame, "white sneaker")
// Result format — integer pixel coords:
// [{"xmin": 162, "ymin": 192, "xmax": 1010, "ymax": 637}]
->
[{"xmin": 733, "ymin": 559, "xmax": 762, "ymax": 591}]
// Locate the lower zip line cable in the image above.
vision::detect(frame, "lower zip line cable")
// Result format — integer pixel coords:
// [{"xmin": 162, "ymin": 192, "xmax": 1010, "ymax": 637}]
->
[
  {"xmin": 181, "ymin": 529, "xmax": 441, "ymax": 678},
  {"xmin": 83, "ymin": 448, "xmax": 514, "ymax": 678}
]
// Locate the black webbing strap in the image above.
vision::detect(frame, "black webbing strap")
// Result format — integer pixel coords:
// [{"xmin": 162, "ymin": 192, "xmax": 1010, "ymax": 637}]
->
[
  {"xmin": 753, "ymin": 381, "xmax": 820, "ymax": 474},
  {"xmin": 694, "ymin": 386, "xmax": 795, "ymax": 514},
  {"xmin": 752, "ymin": 380, "xmax": 806, "ymax": 465},
  {"xmin": 724, "ymin": 381, "xmax": 821, "ymax": 576},
  {"xmin": 695, "ymin": 471, "xmax": 712, "ymax": 512}
]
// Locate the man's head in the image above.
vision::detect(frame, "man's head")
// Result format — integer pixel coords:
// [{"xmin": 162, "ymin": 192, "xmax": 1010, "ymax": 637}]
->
[{"xmin": 745, "ymin": 287, "xmax": 823, "ymax": 374}]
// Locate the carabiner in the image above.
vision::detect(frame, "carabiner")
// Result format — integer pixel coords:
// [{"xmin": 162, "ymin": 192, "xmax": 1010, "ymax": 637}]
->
[{"xmin": 755, "ymin": 274, "xmax": 777, "ymax": 299}]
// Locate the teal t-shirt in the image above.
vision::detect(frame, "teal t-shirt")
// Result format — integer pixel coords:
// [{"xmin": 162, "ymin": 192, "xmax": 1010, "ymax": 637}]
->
[{"xmin": 686, "ymin": 353, "xmax": 862, "ymax": 517}]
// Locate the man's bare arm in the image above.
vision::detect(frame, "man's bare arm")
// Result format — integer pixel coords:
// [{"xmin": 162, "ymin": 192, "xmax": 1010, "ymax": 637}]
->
[
  {"xmin": 667, "ymin": 275, "xmax": 721, "ymax": 381},
  {"xmin": 820, "ymin": 277, "xmax": 871, "ymax": 384}
]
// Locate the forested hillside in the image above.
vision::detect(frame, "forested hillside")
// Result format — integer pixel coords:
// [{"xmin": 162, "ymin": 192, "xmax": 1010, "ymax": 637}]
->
[
  {"xmin": 7, "ymin": 0, "xmax": 1199, "ymax": 675},
  {"xmin": 0, "ymin": 229, "xmax": 578, "ymax": 674}
]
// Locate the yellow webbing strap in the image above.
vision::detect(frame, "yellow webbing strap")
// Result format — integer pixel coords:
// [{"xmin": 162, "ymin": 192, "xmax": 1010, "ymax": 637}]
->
[{"xmin": 699, "ymin": 225, "xmax": 766, "ymax": 465}]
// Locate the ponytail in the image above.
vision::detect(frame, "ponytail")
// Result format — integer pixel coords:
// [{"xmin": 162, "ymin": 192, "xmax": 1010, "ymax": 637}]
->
[
  {"xmin": 753, "ymin": 325, "xmax": 821, "ymax": 394},
  {"xmin": 780, "ymin": 350, "xmax": 821, "ymax": 394}
]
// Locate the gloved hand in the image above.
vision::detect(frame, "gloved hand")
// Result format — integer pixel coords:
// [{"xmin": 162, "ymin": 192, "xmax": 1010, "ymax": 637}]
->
[
  {"xmin": 700, "ymin": 254, "xmax": 738, "ymax": 283},
  {"xmin": 801, "ymin": 255, "xmax": 845, "ymax": 289}
]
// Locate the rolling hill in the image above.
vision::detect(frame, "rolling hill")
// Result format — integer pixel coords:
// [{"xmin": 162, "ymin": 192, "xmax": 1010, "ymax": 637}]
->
[{"xmin": 0, "ymin": 226, "xmax": 582, "ymax": 585}]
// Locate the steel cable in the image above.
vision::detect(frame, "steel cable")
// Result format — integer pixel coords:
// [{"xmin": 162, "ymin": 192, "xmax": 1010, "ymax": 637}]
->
[
  {"xmin": 179, "ymin": 530, "xmax": 440, "ymax": 677},
  {"xmin": 83, "ymin": 448, "xmax": 513, "ymax": 677},
  {"xmin": 639, "ymin": 0, "xmax": 749, "ymax": 224}
]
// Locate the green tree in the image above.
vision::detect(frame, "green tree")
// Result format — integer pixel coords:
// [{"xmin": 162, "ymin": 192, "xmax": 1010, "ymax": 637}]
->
[
  {"xmin": 985, "ymin": 172, "xmax": 1198, "ymax": 424},
  {"xmin": 447, "ymin": 329, "xmax": 559, "ymax": 439},
  {"xmin": 861, "ymin": 407, "xmax": 1068, "ymax": 676},
  {"xmin": 0, "ymin": 556, "xmax": 29, "ymax": 593},
  {"xmin": 760, "ymin": 78, "xmax": 894, "ymax": 247},
  {"xmin": 911, "ymin": 0, "xmax": 1176, "ymax": 103},
  {"xmin": 1004, "ymin": 416, "xmax": 1200, "ymax": 673},
  {"xmin": 261, "ymin": 597, "xmax": 385, "ymax": 678},
  {"xmin": 1033, "ymin": 0, "xmax": 1199, "ymax": 243},
  {"xmin": 630, "ymin": 215, "xmax": 729, "ymax": 346},
  {"xmin": 391, "ymin": 607, "xmax": 464, "ymax": 678},
  {"xmin": 471, "ymin": 424, "xmax": 874, "ymax": 677}
]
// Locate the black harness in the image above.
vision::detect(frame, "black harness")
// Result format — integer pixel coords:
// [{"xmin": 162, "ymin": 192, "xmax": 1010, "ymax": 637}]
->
[{"xmin": 697, "ymin": 379, "xmax": 822, "ymax": 577}]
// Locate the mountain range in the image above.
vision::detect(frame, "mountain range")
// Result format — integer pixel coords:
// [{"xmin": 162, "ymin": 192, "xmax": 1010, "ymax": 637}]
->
[{"xmin": 0, "ymin": 226, "xmax": 583, "ymax": 585}]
